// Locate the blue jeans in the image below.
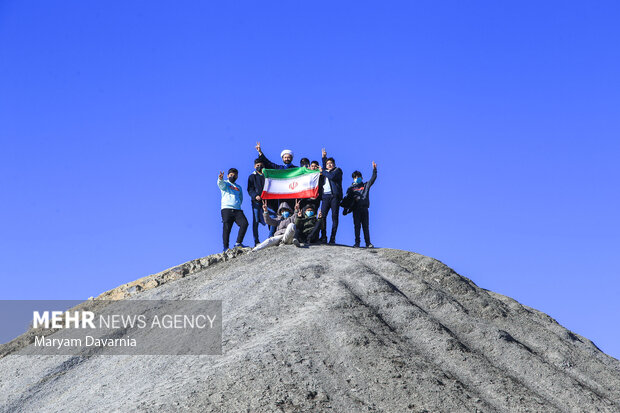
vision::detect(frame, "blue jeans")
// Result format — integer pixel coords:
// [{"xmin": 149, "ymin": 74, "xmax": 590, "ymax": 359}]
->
[{"xmin": 251, "ymin": 202, "xmax": 276, "ymax": 243}]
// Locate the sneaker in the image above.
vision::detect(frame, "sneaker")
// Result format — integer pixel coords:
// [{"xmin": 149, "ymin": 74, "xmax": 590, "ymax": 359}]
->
[
  {"xmin": 353, "ymin": 243, "xmax": 360, "ymax": 248},
  {"xmin": 366, "ymin": 243, "xmax": 374, "ymax": 249},
  {"xmin": 328, "ymin": 239, "xmax": 336, "ymax": 245},
  {"xmin": 234, "ymin": 242, "xmax": 247, "ymax": 248},
  {"xmin": 293, "ymin": 238, "xmax": 301, "ymax": 248},
  {"xmin": 254, "ymin": 241, "xmax": 260, "ymax": 247}
]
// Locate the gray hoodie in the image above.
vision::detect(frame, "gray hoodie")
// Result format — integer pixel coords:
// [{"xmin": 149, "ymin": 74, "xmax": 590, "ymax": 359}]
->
[{"xmin": 263, "ymin": 201, "xmax": 296, "ymax": 236}]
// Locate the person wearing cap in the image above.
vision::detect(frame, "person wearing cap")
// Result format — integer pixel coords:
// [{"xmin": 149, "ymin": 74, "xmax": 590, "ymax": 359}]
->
[
  {"xmin": 293, "ymin": 204, "xmax": 324, "ymax": 247},
  {"xmin": 217, "ymin": 168, "xmax": 248, "ymax": 251},
  {"xmin": 255, "ymin": 141, "xmax": 297, "ymax": 169},
  {"xmin": 252, "ymin": 200, "xmax": 300, "ymax": 252}
]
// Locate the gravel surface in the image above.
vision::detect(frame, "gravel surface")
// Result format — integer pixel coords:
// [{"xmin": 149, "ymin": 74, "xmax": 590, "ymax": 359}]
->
[{"xmin": 1, "ymin": 245, "xmax": 619, "ymax": 412}]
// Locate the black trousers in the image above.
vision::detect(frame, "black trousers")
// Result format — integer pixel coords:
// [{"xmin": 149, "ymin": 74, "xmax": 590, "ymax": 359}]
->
[
  {"xmin": 295, "ymin": 220, "xmax": 322, "ymax": 244},
  {"xmin": 320, "ymin": 194, "xmax": 340, "ymax": 242},
  {"xmin": 221, "ymin": 208, "xmax": 248, "ymax": 249},
  {"xmin": 353, "ymin": 207, "xmax": 371, "ymax": 245}
]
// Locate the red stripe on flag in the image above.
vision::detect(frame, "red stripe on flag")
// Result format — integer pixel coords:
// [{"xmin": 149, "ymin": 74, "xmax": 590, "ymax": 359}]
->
[{"xmin": 260, "ymin": 187, "xmax": 319, "ymax": 200}]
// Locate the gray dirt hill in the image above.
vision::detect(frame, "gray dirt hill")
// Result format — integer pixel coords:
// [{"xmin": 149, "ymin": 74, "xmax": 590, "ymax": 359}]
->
[{"xmin": 1, "ymin": 246, "xmax": 619, "ymax": 412}]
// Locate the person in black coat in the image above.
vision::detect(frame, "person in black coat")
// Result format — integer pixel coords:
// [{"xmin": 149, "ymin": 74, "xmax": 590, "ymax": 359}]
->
[
  {"xmin": 254, "ymin": 141, "xmax": 297, "ymax": 169},
  {"xmin": 247, "ymin": 158, "xmax": 277, "ymax": 245},
  {"xmin": 320, "ymin": 148, "xmax": 343, "ymax": 244},
  {"xmin": 342, "ymin": 162, "xmax": 377, "ymax": 248}
]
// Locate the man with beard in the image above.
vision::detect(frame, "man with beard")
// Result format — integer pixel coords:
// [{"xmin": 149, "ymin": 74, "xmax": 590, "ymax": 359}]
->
[
  {"xmin": 255, "ymin": 141, "xmax": 297, "ymax": 169},
  {"xmin": 218, "ymin": 168, "xmax": 248, "ymax": 251}
]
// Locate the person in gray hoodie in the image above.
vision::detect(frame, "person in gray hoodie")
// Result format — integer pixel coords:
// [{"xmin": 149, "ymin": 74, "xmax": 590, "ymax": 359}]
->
[{"xmin": 252, "ymin": 200, "xmax": 299, "ymax": 251}]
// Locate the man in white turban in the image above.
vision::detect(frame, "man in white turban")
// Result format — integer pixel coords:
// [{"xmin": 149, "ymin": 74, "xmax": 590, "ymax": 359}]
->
[{"xmin": 255, "ymin": 142, "xmax": 297, "ymax": 169}]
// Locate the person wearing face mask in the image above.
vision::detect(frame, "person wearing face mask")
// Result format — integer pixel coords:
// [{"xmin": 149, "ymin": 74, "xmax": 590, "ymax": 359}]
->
[
  {"xmin": 293, "ymin": 204, "xmax": 324, "ymax": 247},
  {"xmin": 218, "ymin": 168, "xmax": 249, "ymax": 251},
  {"xmin": 341, "ymin": 161, "xmax": 378, "ymax": 248},
  {"xmin": 252, "ymin": 200, "xmax": 300, "ymax": 252},
  {"xmin": 255, "ymin": 141, "xmax": 297, "ymax": 169},
  {"xmin": 247, "ymin": 158, "xmax": 277, "ymax": 246}
]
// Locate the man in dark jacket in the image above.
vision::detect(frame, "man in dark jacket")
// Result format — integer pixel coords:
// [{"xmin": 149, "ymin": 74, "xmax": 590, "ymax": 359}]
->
[
  {"xmin": 293, "ymin": 204, "xmax": 324, "ymax": 246},
  {"xmin": 342, "ymin": 161, "xmax": 377, "ymax": 248},
  {"xmin": 255, "ymin": 141, "xmax": 297, "ymax": 169},
  {"xmin": 320, "ymin": 148, "xmax": 343, "ymax": 244},
  {"xmin": 247, "ymin": 158, "xmax": 277, "ymax": 246},
  {"xmin": 299, "ymin": 160, "xmax": 323, "ymax": 213}
]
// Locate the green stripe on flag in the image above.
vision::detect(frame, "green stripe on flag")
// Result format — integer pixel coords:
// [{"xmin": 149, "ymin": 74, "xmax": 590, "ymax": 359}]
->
[{"xmin": 263, "ymin": 167, "xmax": 319, "ymax": 179}]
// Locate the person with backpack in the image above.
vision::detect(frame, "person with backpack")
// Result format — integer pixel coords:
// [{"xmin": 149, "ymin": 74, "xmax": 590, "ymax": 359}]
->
[
  {"xmin": 217, "ymin": 168, "xmax": 248, "ymax": 251},
  {"xmin": 252, "ymin": 200, "xmax": 299, "ymax": 251},
  {"xmin": 319, "ymin": 148, "xmax": 343, "ymax": 244},
  {"xmin": 342, "ymin": 161, "xmax": 378, "ymax": 248}
]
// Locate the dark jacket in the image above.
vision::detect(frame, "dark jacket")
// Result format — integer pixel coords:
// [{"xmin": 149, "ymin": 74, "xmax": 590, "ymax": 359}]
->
[
  {"xmin": 295, "ymin": 214, "xmax": 323, "ymax": 238},
  {"xmin": 247, "ymin": 170, "xmax": 265, "ymax": 205},
  {"xmin": 342, "ymin": 168, "xmax": 377, "ymax": 214},
  {"xmin": 257, "ymin": 153, "xmax": 297, "ymax": 170},
  {"xmin": 321, "ymin": 157, "xmax": 343, "ymax": 199}
]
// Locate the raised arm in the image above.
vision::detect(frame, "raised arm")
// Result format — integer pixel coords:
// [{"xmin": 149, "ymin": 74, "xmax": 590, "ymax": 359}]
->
[
  {"xmin": 367, "ymin": 162, "xmax": 377, "ymax": 188},
  {"xmin": 256, "ymin": 141, "xmax": 280, "ymax": 169},
  {"xmin": 262, "ymin": 200, "xmax": 279, "ymax": 226},
  {"xmin": 217, "ymin": 171, "xmax": 227, "ymax": 190}
]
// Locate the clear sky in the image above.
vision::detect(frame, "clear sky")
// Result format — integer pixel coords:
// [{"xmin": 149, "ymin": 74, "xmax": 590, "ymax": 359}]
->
[{"xmin": 1, "ymin": 1, "xmax": 619, "ymax": 358}]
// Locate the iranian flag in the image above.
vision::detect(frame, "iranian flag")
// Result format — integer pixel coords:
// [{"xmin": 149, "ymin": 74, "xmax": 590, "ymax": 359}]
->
[{"xmin": 261, "ymin": 167, "xmax": 320, "ymax": 200}]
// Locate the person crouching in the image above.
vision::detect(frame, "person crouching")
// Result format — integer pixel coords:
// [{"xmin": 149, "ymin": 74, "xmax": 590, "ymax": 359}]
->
[
  {"xmin": 293, "ymin": 204, "xmax": 324, "ymax": 247},
  {"xmin": 252, "ymin": 201, "xmax": 299, "ymax": 251}
]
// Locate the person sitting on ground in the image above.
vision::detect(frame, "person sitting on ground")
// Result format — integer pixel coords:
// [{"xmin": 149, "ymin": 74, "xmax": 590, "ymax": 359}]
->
[
  {"xmin": 342, "ymin": 161, "xmax": 378, "ymax": 248},
  {"xmin": 320, "ymin": 148, "xmax": 343, "ymax": 244},
  {"xmin": 252, "ymin": 200, "xmax": 300, "ymax": 251},
  {"xmin": 255, "ymin": 141, "xmax": 297, "ymax": 169},
  {"xmin": 218, "ymin": 168, "xmax": 248, "ymax": 251},
  {"xmin": 293, "ymin": 204, "xmax": 324, "ymax": 247}
]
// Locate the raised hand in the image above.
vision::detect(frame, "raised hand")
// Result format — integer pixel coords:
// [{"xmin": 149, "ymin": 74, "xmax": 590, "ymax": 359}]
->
[
  {"xmin": 372, "ymin": 161, "xmax": 377, "ymax": 169},
  {"xmin": 255, "ymin": 141, "xmax": 262, "ymax": 154},
  {"xmin": 297, "ymin": 209, "xmax": 303, "ymax": 217},
  {"xmin": 295, "ymin": 199, "xmax": 301, "ymax": 210},
  {"xmin": 322, "ymin": 148, "xmax": 327, "ymax": 158},
  {"xmin": 218, "ymin": 171, "xmax": 224, "ymax": 180},
  {"xmin": 262, "ymin": 199, "xmax": 268, "ymax": 212}
]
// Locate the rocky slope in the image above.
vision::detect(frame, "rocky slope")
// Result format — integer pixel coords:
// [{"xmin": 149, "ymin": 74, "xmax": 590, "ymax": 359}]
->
[{"xmin": 1, "ymin": 246, "xmax": 619, "ymax": 412}]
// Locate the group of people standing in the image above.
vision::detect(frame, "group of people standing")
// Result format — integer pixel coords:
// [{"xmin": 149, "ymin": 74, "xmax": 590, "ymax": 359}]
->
[{"xmin": 217, "ymin": 142, "xmax": 377, "ymax": 252}]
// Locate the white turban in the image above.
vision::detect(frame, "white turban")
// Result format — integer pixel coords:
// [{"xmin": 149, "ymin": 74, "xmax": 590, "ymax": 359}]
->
[{"xmin": 280, "ymin": 149, "xmax": 294, "ymax": 159}]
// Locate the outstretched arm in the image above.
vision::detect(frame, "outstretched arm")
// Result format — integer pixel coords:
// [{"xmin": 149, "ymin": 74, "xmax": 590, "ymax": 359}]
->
[
  {"xmin": 217, "ymin": 171, "xmax": 227, "ymax": 190},
  {"xmin": 367, "ymin": 161, "xmax": 377, "ymax": 188}
]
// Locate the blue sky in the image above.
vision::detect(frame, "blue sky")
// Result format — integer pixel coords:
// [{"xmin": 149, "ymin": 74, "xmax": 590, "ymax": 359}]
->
[{"xmin": 1, "ymin": 1, "xmax": 619, "ymax": 358}]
